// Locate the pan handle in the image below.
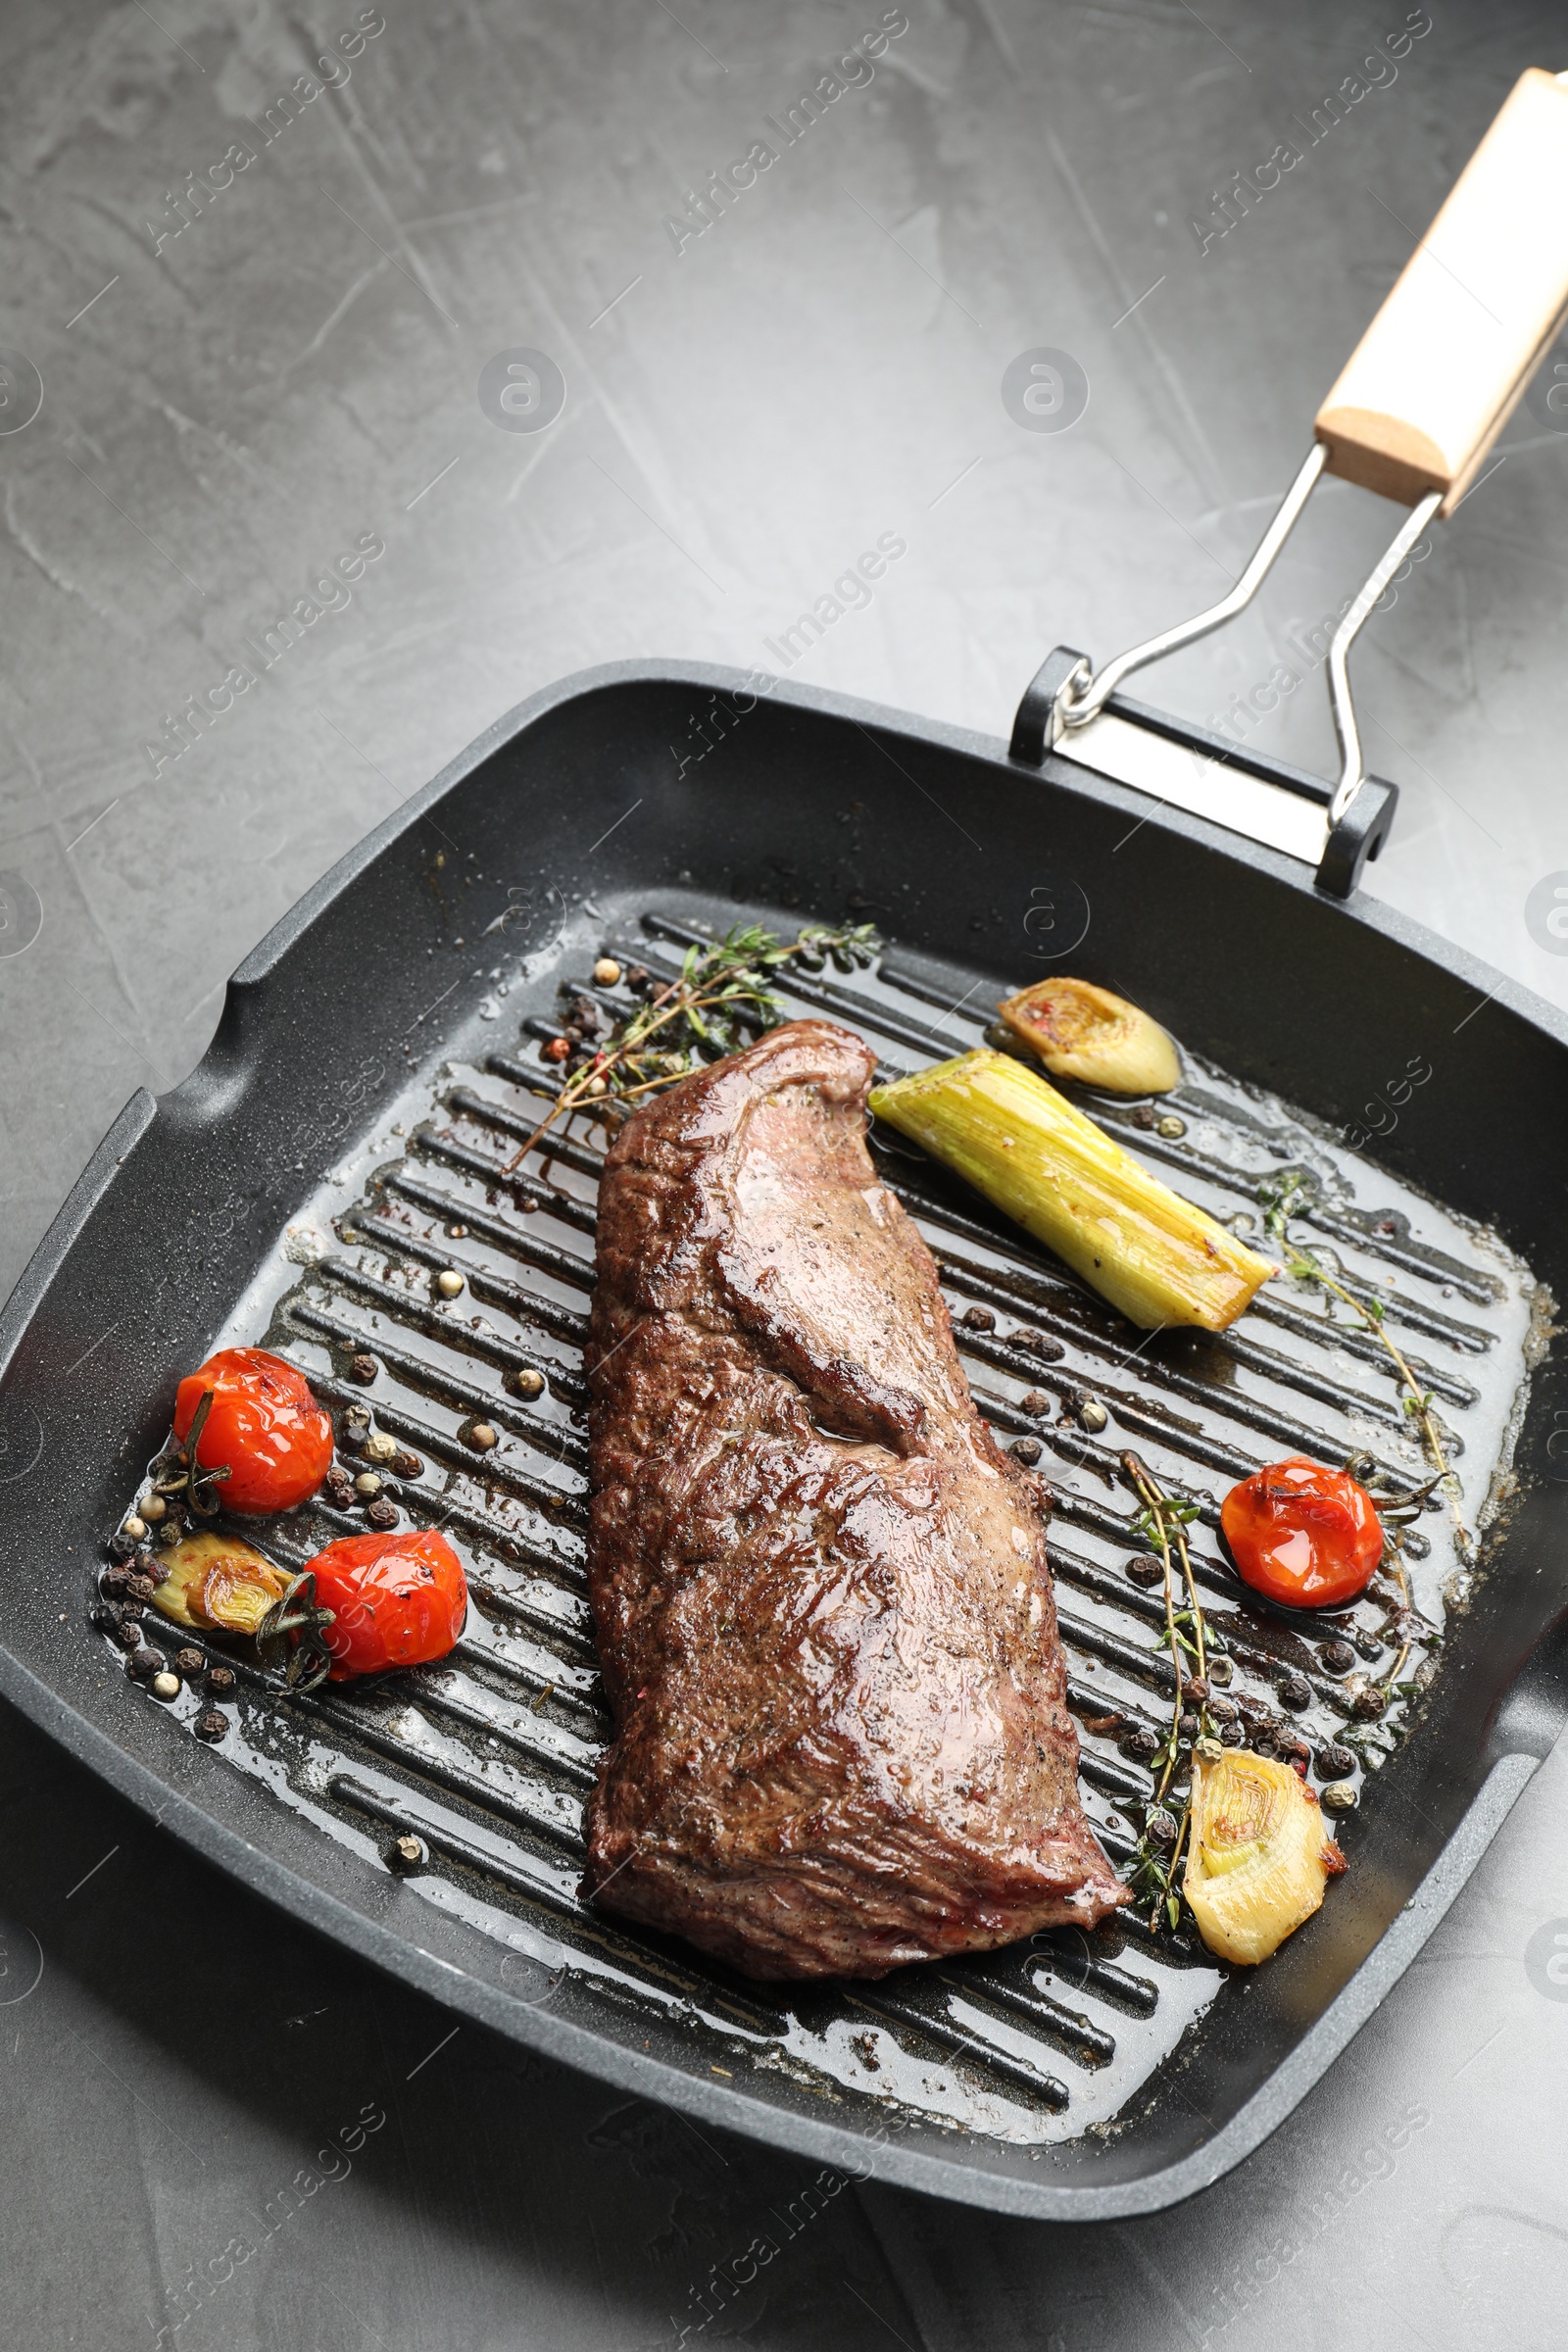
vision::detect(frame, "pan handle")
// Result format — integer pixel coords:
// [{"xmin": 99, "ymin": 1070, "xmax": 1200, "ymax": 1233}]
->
[
  {"xmin": 1315, "ymin": 68, "xmax": 1568, "ymax": 514},
  {"xmin": 1019, "ymin": 67, "xmax": 1568, "ymax": 891}
]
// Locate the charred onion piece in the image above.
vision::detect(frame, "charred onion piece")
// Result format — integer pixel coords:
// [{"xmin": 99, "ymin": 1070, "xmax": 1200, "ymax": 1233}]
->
[
  {"xmin": 1183, "ymin": 1747, "xmax": 1346, "ymax": 1965},
  {"xmin": 869, "ymin": 1051, "xmax": 1273, "ymax": 1330},
  {"xmin": 151, "ymin": 1530, "xmax": 288, "ymax": 1634},
  {"xmin": 999, "ymin": 977, "xmax": 1180, "ymax": 1095}
]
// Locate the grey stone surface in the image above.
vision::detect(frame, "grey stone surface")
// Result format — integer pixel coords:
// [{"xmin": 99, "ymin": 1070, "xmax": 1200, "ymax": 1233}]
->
[{"xmin": 1, "ymin": 1, "xmax": 1565, "ymax": 2344}]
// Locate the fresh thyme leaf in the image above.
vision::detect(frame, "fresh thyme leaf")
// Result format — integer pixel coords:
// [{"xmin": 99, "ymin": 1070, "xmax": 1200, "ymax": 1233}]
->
[
  {"xmin": 503, "ymin": 919, "xmax": 882, "ymax": 1174},
  {"xmin": 1256, "ymin": 1174, "xmax": 1471, "ymax": 1574}
]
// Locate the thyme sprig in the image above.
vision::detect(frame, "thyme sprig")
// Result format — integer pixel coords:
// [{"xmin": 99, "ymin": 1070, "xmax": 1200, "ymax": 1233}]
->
[
  {"xmin": 153, "ymin": 1389, "xmax": 230, "ymax": 1518},
  {"xmin": 255, "ymin": 1569, "xmax": 337, "ymax": 1694},
  {"xmin": 504, "ymin": 920, "xmax": 880, "ymax": 1172},
  {"xmin": 1121, "ymin": 1450, "xmax": 1217, "ymax": 1932},
  {"xmin": 1258, "ymin": 1171, "xmax": 1471, "ymax": 1568}
]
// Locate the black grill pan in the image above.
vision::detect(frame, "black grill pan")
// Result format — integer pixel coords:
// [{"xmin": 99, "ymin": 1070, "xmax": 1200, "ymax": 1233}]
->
[{"xmin": 2, "ymin": 659, "xmax": 1565, "ymax": 2220}]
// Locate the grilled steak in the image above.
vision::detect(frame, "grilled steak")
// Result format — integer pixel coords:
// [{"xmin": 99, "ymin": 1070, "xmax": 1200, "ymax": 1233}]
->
[{"xmin": 582, "ymin": 1018, "xmax": 1128, "ymax": 1979}]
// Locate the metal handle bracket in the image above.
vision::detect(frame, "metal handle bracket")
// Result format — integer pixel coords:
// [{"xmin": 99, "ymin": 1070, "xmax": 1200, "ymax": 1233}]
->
[{"xmin": 1010, "ymin": 644, "xmax": 1398, "ymax": 900}]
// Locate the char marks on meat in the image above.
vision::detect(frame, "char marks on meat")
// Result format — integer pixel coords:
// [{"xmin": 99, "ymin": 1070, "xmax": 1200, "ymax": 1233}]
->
[{"xmin": 583, "ymin": 1018, "xmax": 1127, "ymax": 1980}]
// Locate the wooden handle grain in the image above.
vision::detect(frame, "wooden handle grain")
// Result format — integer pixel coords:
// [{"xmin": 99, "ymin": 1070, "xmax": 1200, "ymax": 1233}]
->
[{"xmin": 1315, "ymin": 68, "xmax": 1568, "ymax": 513}]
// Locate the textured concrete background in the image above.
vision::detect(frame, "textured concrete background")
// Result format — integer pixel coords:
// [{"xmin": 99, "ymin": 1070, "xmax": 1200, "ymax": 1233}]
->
[{"xmin": 2, "ymin": 2, "xmax": 1566, "ymax": 2345}]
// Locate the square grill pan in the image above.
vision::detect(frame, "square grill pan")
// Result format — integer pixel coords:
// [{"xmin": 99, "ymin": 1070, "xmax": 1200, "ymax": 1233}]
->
[{"xmin": 2, "ymin": 661, "xmax": 1565, "ymax": 2219}]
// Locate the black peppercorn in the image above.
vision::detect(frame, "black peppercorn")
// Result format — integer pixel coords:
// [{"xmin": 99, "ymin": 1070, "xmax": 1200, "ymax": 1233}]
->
[
  {"xmin": 206, "ymin": 1665, "xmax": 237, "ymax": 1697},
  {"xmin": 1017, "ymin": 1329, "xmax": 1066, "ymax": 1361},
  {"xmin": 394, "ymin": 1449, "xmax": 424, "ymax": 1479},
  {"xmin": 959, "ymin": 1305, "xmax": 995, "ymax": 1331},
  {"xmin": 1220, "ymin": 1721, "xmax": 1245, "ymax": 1746},
  {"xmin": 1019, "ymin": 1391, "xmax": 1050, "ymax": 1417},
  {"xmin": 1319, "ymin": 1640, "xmax": 1357, "ymax": 1675},
  {"xmin": 101, "ymin": 1564, "xmax": 131, "ymax": 1598},
  {"xmin": 1126, "ymin": 1554, "xmax": 1164, "ymax": 1588},
  {"xmin": 194, "ymin": 1711, "xmax": 228, "ymax": 1742},
  {"xmin": 173, "ymin": 1647, "xmax": 204, "ymax": 1677},
  {"xmin": 112, "ymin": 1620, "xmax": 142, "ymax": 1652},
  {"xmin": 1146, "ymin": 1811, "xmax": 1178, "ymax": 1849},
  {"xmin": 1130, "ymin": 1103, "xmax": 1157, "ymax": 1130},
  {"xmin": 1316, "ymin": 1741, "xmax": 1356, "ymax": 1778},
  {"xmin": 348, "ymin": 1353, "xmax": 378, "ymax": 1385},
  {"xmin": 624, "ymin": 963, "xmax": 651, "ymax": 993},
  {"xmin": 1206, "ymin": 1693, "xmax": 1237, "ymax": 1723},
  {"xmin": 108, "ymin": 1530, "xmax": 138, "ymax": 1559},
  {"xmin": 1178, "ymin": 1711, "xmax": 1200, "ymax": 1740},
  {"xmin": 119, "ymin": 1599, "xmax": 143, "ymax": 1625},
  {"xmin": 1185, "ymin": 1676, "xmax": 1209, "ymax": 1704},
  {"xmin": 126, "ymin": 1645, "xmax": 161, "ymax": 1681},
  {"xmin": 90, "ymin": 1602, "xmax": 120, "ymax": 1634},
  {"xmin": 1009, "ymin": 1437, "xmax": 1043, "ymax": 1466},
  {"xmin": 1122, "ymin": 1727, "xmax": 1159, "ymax": 1762},
  {"xmin": 1278, "ymin": 1674, "xmax": 1313, "ymax": 1711},
  {"xmin": 126, "ymin": 1572, "xmax": 156, "ymax": 1604},
  {"xmin": 1352, "ymin": 1684, "xmax": 1386, "ymax": 1719},
  {"xmin": 366, "ymin": 1497, "xmax": 399, "ymax": 1532},
  {"xmin": 324, "ymin": 1466, "xmax": 355, "ymax": 1509}
]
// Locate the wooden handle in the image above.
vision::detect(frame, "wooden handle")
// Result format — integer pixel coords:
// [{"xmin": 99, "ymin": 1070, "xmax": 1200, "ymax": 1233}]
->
[{"xmin": 1315, "ymin": 68, "xmax": 1568, "ymax": 513}]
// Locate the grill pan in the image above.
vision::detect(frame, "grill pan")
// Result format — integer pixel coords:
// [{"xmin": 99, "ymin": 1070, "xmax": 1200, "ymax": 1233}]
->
[
  {"xmin": 1, "ymin": 655, "xmax": 1565, "ymax": 2220},
  {"xmin": 7, "ymin": 76, "xmax": 1568, "ymax": 2220}
]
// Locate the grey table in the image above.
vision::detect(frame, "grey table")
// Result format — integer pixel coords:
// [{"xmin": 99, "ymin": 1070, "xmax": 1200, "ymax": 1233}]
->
[{"xmin": 2, "ymin": 3, "xmax": 1566, "ymax": 2344}]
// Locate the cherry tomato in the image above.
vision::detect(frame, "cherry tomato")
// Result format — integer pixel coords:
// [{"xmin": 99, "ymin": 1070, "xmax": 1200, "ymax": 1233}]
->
[
  {"xmin": 305, "ymin": 1529, "xmax": 467, "ymax": 1680},
  {"xmin": 1221, "ymin": 1456, "xmax": 1383, "ymax": 1609},
  {"xmin": 172, "ymin": 1348, "xmax": 334, "ymax": 1515}
]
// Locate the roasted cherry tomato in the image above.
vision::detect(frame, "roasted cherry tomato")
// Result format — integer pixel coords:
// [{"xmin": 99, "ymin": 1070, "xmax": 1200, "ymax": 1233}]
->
[
  {"xmin": 305, "ymin": 1529, "xmax": 467, "ymax": 1680},
  {"xmin": 172, "ymin": 1348, "xmax": 334, "ymax": 1516},
  {"xmin": 1221, "ymin": 1456, "xmax": 1383, "ymax": 1609}
]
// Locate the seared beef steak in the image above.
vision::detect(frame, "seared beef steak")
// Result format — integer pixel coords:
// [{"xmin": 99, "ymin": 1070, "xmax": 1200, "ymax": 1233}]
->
[{"xmin": 583, "ymin": 1018, "xmax": 1127, "ymax": 1979}]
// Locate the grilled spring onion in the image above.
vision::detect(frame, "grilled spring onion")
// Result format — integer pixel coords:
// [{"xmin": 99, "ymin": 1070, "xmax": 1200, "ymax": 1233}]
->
[
  {"xmin": 999, "ymin": 976, "xmax": 1180, "ymax": 1095},
  {"xmin": 1184, "ymin": 1746, "xmax": 1347, "ymax": 1965},
  {"xmin": 868, "ymin": 1051, "xmax": 1273, "ymax": 1330}
]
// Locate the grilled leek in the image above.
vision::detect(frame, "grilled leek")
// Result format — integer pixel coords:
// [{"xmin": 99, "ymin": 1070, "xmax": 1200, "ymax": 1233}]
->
[
  {"xmin": 1184, "ymin": 1747, "xmax": 1346, "ymax": 1965},
  {"xmin": 999, "ymin": 976, "xmax": 1180, "ymax": 1094},
  {"xmin": 868, "ymin": 1050, "xmax": 1272, "ymax": 1330}
]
